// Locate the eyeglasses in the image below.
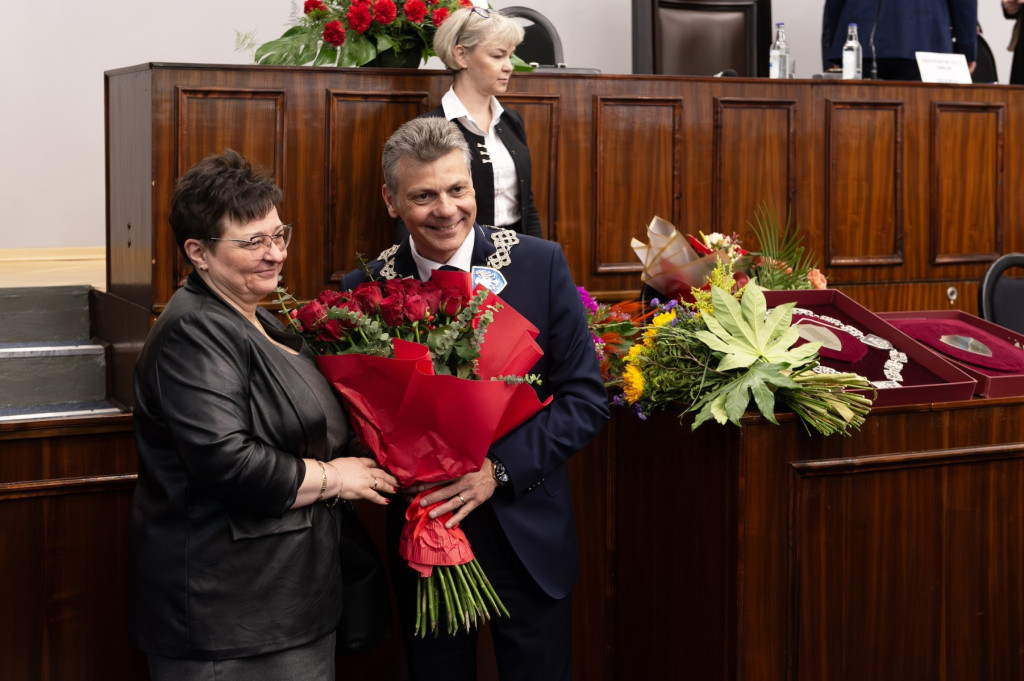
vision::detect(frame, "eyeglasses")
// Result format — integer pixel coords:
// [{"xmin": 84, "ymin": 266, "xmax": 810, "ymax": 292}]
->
[
  {"xmin": 207, "ymin": 224, "xmax": 293, "ymax": 259},
  {"xmin": 456, "ymin": 7, "xmax": 494, "ymax": 46}
]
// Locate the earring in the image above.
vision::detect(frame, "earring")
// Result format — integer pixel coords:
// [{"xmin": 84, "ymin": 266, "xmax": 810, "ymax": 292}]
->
[{"xmin": 200, "ymin": 264, "xmax": 208, "ymax": 271}]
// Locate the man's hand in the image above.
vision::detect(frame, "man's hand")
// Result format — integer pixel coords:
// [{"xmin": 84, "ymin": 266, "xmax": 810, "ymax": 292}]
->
[{"xmin": 415, "ymin": 465, "xmax": 498, "ymax": 529}]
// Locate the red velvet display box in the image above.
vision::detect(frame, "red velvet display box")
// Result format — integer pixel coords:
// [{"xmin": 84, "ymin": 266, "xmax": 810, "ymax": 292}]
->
[
  {"xmin": 878, "ymin": 310, "xmax": 1024, "ymax": 398},
  {"xmin": 763, "ymin": 290, "xmax": 977, "ymax": 406}
]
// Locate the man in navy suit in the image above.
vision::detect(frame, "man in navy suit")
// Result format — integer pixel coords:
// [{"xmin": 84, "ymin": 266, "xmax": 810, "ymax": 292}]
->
[
  {"xmin": 822, "ymin": 0, "xmax": 977, "ymax": 80},
  {"xmin": 340, "ymin": 117, "xmax": 609, "ymax": 681}
]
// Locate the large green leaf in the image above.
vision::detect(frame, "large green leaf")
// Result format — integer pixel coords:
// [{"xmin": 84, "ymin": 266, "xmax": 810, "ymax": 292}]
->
[
  {"xmin": 255, "ymin": 26, "xmax": 322, "ymax": 66},
  {"xmin": 695, "ymin": 286, "xmax": 819, "ymax": 372},
  {"xmin": 691, "ymin": 361, "xmax": 802, "ymax": 428}
]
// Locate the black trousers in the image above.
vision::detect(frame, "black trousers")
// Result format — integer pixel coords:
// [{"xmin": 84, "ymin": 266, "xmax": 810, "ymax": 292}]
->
[{"xmin": 386, "ymin": 500, "xmax": 573, "ymax": 681}]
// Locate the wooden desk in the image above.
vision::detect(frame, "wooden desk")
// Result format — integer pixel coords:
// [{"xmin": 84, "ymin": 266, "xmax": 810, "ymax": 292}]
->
[
  {"xmin": 574, "ymin": 399, "xmax": 1024, "ymax": 680},
  {"xmin": 3, "ymin": 399, "xmax": 1022, "ymax": 679}
]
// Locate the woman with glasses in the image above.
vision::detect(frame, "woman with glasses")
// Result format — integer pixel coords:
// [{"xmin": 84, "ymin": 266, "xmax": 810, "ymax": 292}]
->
[
  {"xmin": 425, "ymin": 7, "xmax": 543, "ymax": 238},
  {"xmin": 128, "ymin": 149, "xmax": 397, "ymax": 681}
]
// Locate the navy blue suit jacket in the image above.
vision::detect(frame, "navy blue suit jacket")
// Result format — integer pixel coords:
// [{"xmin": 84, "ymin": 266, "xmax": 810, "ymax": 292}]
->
[
  {"xmin": 822, "ymin": 0, "xmax": 977, "ymax": 67},
  {"xmin": 340, "ymin": 226, "xmax": 609, "ymax": 598}
]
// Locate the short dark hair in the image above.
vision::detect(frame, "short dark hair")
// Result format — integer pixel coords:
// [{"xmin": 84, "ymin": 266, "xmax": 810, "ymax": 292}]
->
[
  {"xmin": 169, "ymin": 150, "xmax": 283, "ymax": 256},
  {"xmin": 382, "ymin": 118, "xmax": 472, "ymax": 195}
]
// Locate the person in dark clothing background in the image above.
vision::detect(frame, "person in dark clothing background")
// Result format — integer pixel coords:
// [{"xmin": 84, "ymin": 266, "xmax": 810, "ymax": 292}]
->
[{"xmin": 822, "ymin": 0, "xmax": 978, "ymax": 80}]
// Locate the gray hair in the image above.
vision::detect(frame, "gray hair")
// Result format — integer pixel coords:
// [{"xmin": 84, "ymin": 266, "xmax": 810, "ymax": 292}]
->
[
  {"xmin": 382, "ymin": 118, "xmax": 472, "ymax": 195},
  {"xmin": 433, "ymin": 8, "xmax": 525, "ymax": 71}
]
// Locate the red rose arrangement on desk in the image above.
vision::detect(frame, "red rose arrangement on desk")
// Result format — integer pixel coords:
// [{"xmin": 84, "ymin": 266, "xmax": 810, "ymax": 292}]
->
[{"xmin": 278, "ymin": 269, "xmax": 548, "ymax": 636}]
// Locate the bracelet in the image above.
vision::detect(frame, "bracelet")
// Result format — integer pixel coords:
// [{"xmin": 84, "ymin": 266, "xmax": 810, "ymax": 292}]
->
[
  {"xmin": 323, "ymin": 460, "xmax": 343, "ymax": 508},
  {"xmin": 315, "ymin": 460, "xmax": 328, "ymax": 503}
]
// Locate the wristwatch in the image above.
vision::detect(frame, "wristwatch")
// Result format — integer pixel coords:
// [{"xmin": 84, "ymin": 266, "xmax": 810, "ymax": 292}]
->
[{"xmin": 489, "ymin": 457, "xmax": 509, "ymax": 486}]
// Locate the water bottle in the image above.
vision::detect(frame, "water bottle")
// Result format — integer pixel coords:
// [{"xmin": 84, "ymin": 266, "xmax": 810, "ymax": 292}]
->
[
  {"xmin": 769, "ymin": 22, "xmax": 790, "ymax": 79},
  {"xmin": 842, "ymin": 23, "xmax": 862, "ymax": 80}
]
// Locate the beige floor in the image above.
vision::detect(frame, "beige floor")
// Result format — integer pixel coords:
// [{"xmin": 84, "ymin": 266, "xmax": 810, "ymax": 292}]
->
[{"xmin": 0, "ymin": 248, "xmax": 106, "ymax": 291}]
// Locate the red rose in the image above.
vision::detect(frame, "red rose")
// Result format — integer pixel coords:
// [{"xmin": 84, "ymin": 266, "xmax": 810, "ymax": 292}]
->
[
  {"xmin": 352, "ymin": 281, "xmax": 384, "ymax": 311},
  {"xmin": 336, "ymin": 299, "xmax": 362, "ymax": 329},
  {"xmin": 382, "ymin": 279, "xmax": 407, "ymax": 299},
  {"xmin": 403, "ymin": 294, "xmax": 429, "ymax": 323},
  {"xmin": 438, "ymin": 289, "xmax": 464, "ymax": 317},
  {"xmin": 404, "ymin": 0, "xmax": 428, "ymax": 24},
  {"xmin": 303, "ymin": 0, "xmax": 327, "ymax": 13},
  {"xmin": 458, "ymin": 0, "xmax": 473, "ymax": 7},
  {"xmin": 294, "ymin": 299, "xmax": 328, "ymax": 331},
  {"xmin": 323, "ymin": 20, "xmax": 346, "ymax": 47},
  {"xmin": 399, "ymin": 278, "xmax": 423, "ymax": 296},
  {"xmin": 318, "ymin": 318, "xmax": 348, "ymax": 341},
  {"xmin": 347, "ymin": 3, "xmax": 373, "ymax": 33},
  {"xmin": 380, "ymin": 296, "xmax": 406, "ymax": 327},
  {"xmin": 421, "ymin": 286, "xmax": 442, "ymax": 315},
  {"xmin": 372, "ymin": 0, "xmax": 398, "ymax": 25},
  {"xmin": 316, "ymin": 289, "xmax": 346, "ymax": 308},
  {"xmin": 431, "ymin": 6, "xmax": 450, "ymax": 25}
]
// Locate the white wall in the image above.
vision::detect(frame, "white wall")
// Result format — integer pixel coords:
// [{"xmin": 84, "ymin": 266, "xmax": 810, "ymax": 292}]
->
[{"xmin": 0, "ymin": 0, "xmax": 1010, "ymax": 249}]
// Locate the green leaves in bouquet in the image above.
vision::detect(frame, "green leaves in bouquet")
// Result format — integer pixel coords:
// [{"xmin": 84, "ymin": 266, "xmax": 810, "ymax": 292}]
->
[
  {"xmin": 748, "ymin": 201, "xmax": 820, "ymax": 290},
  {"xmin": 688, "ymin": 285, "xmax": 821, "ymax": 428},
  {"xmin": 255, "ymin": 25, "xmax": 376, "ymax": 67}
]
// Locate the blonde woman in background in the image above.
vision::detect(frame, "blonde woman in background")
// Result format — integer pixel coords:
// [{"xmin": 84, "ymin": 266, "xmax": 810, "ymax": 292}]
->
[{"xmin": 425, "ymin": 7, "xmax": 543, "ymax": 238}]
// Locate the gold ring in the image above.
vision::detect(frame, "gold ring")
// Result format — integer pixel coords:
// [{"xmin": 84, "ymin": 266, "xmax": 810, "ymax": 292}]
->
[
  {"xmin": 372, "ymin": 478, "xmax": 379, "ymax": 491},
  {"xmin": 457, "ymin": 495, "xmax": 466, "ymax": 506}
]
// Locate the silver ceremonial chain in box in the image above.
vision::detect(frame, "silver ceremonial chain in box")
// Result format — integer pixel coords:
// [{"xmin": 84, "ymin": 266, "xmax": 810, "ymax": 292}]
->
[{"xmin": 789, "ymin": 307, "xmax": 907, "ymax": 389}]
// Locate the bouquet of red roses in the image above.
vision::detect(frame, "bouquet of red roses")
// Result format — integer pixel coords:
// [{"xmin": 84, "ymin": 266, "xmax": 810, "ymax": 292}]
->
[{"xmin": 280, "ymin": 270, "xmax": 549, "ymax": 636}]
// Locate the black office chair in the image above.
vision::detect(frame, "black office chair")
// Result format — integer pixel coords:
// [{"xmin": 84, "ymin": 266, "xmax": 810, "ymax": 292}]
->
[
  {"xmin": 972, "ymin": 32, "xmax": 999, "ymax": 84},
  {"xmin": 978, "ymin": 253, "xmax": 1024, "ymax": 333},
  {"xmin": 501, "ymin": 6, "xmax": 565, "ymax": 67}
]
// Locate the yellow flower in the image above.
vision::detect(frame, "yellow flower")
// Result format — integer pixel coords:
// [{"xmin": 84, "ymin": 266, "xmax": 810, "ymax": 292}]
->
[
  {"xmin": 622, "ymin": 364, "xmax": 645, "ymax": 404},
  {"xmin": 642, "ymin": 327, "xmax": 657, "ymax": 347},
  {"xmin": 652, "ymin": 310, "xmax": 676, "ymax": 327},
  {"xmin": 626, "ymin": 343, "xmax": 644, "ymax": 364}
]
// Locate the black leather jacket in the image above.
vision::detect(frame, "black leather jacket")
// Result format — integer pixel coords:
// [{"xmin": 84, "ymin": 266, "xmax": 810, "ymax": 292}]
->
[{"xmin": 129, "ymin": 272, "xmax": 345, "ymax": 660}]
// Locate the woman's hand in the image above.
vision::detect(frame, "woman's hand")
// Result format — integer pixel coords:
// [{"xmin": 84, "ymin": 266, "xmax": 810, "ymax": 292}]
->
[
  {"xmin": 327, "ymin": 456, "xmax": 398, "ymax": 504},
  {"xmin": 293, "ymin": 456, "xmax": 398, "ymax": 508}
]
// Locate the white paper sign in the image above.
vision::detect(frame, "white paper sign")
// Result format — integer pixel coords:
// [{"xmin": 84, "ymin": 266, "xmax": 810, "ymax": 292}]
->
[{"xmin": 916, "ymin": 52, "xmax": 972, "ymax": 84}]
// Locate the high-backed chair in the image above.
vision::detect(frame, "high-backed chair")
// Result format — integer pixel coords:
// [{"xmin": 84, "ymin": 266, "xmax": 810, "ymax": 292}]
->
[
  {"xmin": 972, "ymin": 32, "xmax": 999, "ymax": 84},
  {"xmin": 978, "ymin": 253, "xmax": 1024, "ymax": 333},
  {"xmin": 500, "ymin": 6, "xmax": 565, "ymax": 67},
  {"xmin": 631, "ymin": 0, "xmax": 772, "ymax": 77}
]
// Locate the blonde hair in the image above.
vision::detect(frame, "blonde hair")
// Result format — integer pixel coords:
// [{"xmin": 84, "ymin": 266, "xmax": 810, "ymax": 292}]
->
[{"xmin": 433, "ymin": 8, "xmax": 525, "ymax": 70}]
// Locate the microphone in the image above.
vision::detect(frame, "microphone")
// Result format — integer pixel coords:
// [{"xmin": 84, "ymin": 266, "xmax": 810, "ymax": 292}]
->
[
  {"xmin": 714, "ymin": 69, "xmax": 739, "ymax": 77},
  {"xmin": 869, "ymin": 0, "xmax": 882, "ymax": 78}
]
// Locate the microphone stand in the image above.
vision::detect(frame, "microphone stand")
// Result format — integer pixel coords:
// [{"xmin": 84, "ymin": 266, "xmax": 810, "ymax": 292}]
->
[{"xmin": 869, "ymin": 0, "xmax": 882, "ymax": 78}]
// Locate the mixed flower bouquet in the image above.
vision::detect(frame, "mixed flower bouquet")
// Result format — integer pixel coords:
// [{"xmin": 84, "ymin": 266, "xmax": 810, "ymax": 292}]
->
[
  {"xmin": 250, "ymin": 0, "xmax": 475, "ymax": 68},
  {"xmin": 597, "ymin": 265, "xmax": 874, "ymax": 436},
  {"xmin": 631, "ymin": 202, "xmax": 828, "ymax": 300},
  {"xmin": 577, "ymin": 287, "xmax": 652, "ymax": 382},
  {"xmin": 279, "ymin": 270, "xmax": 548, "ymax": 636},
  {"xmin": 592, "ymin": 203, "xmax": 870, "ymax": 436}
]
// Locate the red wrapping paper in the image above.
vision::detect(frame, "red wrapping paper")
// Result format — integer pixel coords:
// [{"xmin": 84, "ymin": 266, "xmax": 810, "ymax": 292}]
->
[{"xmin": 315, "ymin": 273, "xmax": 552, "ymax": 574}]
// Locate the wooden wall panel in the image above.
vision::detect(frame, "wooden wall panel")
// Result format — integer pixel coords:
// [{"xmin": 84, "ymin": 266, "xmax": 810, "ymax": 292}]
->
[
  {"xmin": 177, "ymin": 88, "xmax": 287, "ymax": 287},
  {"xmin": 592, "ymin": 96, "xmax": 682, "ymax": 274},
  {"xmin": 826, "ymin": 100, "xmax": 903, "ymax": 267},
  {"xmin": 0, "ymin": 416, "xmax": 148, "ymax": 680},
  {"xmin": 325, "ymin": 90, "xmax": 426, "ymax": 282},
  {"xmin": 930, "ymin": 102, "xmax": 1004, "ymax": 265},
  {"xmin": 503, "ymin": 95, "xmax": 560, "ymax": 242},
  {"xmin": 792, "ymin": 445, "xmax": 1024, "ymax": 681},
  {"xmin": 713, "ymin": 97, "xmax": 796, "ymax": 236}
]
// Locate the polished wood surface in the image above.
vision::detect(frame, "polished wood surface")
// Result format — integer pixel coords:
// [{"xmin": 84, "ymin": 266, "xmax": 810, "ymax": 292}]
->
[
  {"xmin": 105, "ymin": 64, "xmax": 1024, "ymax": 318},
  {"xmin": 602, "ymin": 401, "xmax": 1024, "ymax": 680}
]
